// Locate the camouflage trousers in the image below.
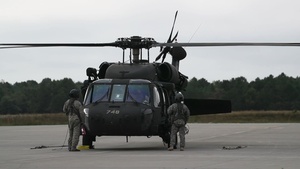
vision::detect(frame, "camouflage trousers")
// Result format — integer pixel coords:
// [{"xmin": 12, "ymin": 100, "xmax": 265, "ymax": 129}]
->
[
  {"xmin": 68, "ymin": 115, "xmax": 81, "ymax": 150},
  {"xmin": 170, "ymin": 124, "xmax": 186, "ymax": 148}
]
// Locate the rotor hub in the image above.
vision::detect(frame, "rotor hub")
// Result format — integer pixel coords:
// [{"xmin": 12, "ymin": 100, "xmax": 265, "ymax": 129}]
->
[{"xmin": 115, "ymin": 36, "xmax": 156, "ymax": 49}]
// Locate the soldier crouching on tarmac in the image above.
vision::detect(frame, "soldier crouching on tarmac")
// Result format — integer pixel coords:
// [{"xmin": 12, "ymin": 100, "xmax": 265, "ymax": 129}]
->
[
  {"xmin": 63, "ymin": 89, "xmax": 84, "ymax": 152},
  {"xmin": 167, "ymin": 92, "xmax": 190, "ymax": 151}
]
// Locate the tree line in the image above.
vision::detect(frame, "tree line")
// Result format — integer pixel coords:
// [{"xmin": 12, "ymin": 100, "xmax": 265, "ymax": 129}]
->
[
  {"xmin": 1, "ymin": 73, "xmax": 300, "ymax": 114},
  {"xmin": 0, "ymin": 78, "xmax": 82, "ymax": 114},
  {"xmin": 182, "ymin": 73, "xmax": 300, "ymax": 110}
]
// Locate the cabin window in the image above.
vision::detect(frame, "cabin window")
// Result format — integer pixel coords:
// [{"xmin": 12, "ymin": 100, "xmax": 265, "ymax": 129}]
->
[
  {"xmin": 84, "ymin": 84, "xmax": 111, "ymax": 105},
  {"xmin": 126, "ymin": 84, "xmax": 150, "ymax": 105},
  {"xmin": 110, "ymin": 84, "xmax": 126, "ymax": 102}
]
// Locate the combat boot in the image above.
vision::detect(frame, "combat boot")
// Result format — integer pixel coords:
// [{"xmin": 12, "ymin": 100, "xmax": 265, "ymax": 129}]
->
[
  {"xmin": 70, "ymin": 149, "xmax": 80, "ymax": 152},
  {"xmin": 168, "ymin": 147, "xmax": 174, "ymax": 151}
]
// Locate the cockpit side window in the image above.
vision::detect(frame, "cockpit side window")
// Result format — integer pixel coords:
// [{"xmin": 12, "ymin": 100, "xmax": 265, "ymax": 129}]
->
[
  {"xmin": 110, "ymin": 84, "xmax": 126, "ymax": 102},
  {"xmin": 126, "ymin": 84, "xmax": 150, "ymax": 104},
  {"xmin": 153, "ymin": 86, "xmax": 161, "ymax": 107},
  {"xmin": 83, "ymin": 88, "xmax": 92, "ymax": 105}
]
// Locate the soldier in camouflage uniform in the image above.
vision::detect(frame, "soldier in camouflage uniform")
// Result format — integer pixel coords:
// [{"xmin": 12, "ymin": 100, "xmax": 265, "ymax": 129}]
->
[
  {"xmin": 63, "ymin": 89, "xmax": 84, "ymax": 151},
  {"xmin": 167, "ymin": 92, "xmax": 190, "ymax": 151}
]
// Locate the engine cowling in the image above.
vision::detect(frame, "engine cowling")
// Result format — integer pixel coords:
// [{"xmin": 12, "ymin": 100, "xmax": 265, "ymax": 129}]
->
[
  {"xmin": 157, "ymin": 62, "xmax": 188, "ymax": 90},
  {"xmin": 157, "ymin": 62, "xmax": 179, "ymax": 83},
  {"xmin": 98, "ymin": 62, "xmax": 112, "ymax": 79}
]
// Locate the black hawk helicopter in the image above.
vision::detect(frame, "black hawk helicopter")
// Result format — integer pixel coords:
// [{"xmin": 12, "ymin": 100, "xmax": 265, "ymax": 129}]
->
[{"xmin": 1, "ymin": 11, "xmax": 300, "ymax": 148}]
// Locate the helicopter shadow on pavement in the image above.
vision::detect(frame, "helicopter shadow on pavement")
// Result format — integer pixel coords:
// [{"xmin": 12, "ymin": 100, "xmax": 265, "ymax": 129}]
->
[
  {"xmin": 90, "ymin": 142, "xmax": 168, "ymax": 151},
  {"xmin": 85, "ymin": 135, "xmax": 169, "ymax": 152}
]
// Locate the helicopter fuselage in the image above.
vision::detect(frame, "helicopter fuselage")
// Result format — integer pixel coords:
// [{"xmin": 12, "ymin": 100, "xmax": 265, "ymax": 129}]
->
[{"xmin": 82, "ymin": 78, "xmax": 173, "ymax": 137}]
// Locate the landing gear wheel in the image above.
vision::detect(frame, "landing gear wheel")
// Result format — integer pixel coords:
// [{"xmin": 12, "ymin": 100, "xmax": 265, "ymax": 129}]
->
[
  {"xmin": 160, "ymin": 132, "xmax": 171, "ymax": 147},
  {"xmin": 82, "ymin": 133, "xmax": 95, "ymax": 149}
]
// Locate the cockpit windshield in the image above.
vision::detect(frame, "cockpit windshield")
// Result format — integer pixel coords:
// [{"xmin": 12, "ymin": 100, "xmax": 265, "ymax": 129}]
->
[
  {"xmin": 84, "ymin": 84, "xmax": 110, "ymax": 105},
  {"xmin": 84, "ymin": 83, "xmax": 151, "ymax": 105},
  {"xmin": 110, "ymin": 84, "xmax": 126, "ymax": 102},
  {"xmin": 126, "ymin": 84, "xmax": 150, "ymax": 104}
]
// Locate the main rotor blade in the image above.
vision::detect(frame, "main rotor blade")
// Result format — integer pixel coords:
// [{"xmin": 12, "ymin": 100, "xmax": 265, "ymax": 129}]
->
[
  {"xmin": 152, "ymin": 42, "xmax": 300, "ymax": 47},
  {"xmin": 0, "ymin": 42, "xmax": 118, "ymax": 49}
]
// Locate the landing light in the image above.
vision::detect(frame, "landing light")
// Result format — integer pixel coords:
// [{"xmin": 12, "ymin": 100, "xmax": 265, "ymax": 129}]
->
[{"xmin": 84, "ymin": 108, "xmax": 89, "ymax": 117}]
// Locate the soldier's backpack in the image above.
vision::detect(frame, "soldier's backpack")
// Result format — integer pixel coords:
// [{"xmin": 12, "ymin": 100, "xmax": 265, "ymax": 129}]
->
[
  {"xmin": 173, "ymin": 103, "xmax": 186, "ymax": 127},
  {"xmin": 66, "ymin": 99, "xmax": 82, "ymax": 123}
]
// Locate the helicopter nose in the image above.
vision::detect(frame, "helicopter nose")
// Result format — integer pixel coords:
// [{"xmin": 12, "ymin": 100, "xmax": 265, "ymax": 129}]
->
[
  {"xmin": 118, "ymin": 108, "xmax": 153, "ymax": 133},
  {"xmin": 87, "ymin": 105, "xmax": 154, "ymax": 135}
]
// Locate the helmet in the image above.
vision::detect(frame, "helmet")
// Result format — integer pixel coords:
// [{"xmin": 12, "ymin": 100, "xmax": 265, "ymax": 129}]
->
[
  {"xmin": 69, "ymin": 89, "xmax": 79, "ymax": 98},
  {"xmin": 175, "ymin": 92, "xmax": 184, "ymax": 103}
]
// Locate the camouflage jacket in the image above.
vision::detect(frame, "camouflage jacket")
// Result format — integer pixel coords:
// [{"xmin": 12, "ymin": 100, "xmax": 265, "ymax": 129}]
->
[
  {"xmin": 63, "ymin": 98, "xmax": 84, "ymax": 122},
  {"xmin": 167, "ymin": 103, "xmax": 190, "ymax": 124}
]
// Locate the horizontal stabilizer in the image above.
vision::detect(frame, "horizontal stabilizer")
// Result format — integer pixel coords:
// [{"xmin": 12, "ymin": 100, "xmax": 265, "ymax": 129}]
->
[{"xmin": 184, "ymin": 99, "xmax": 231, "ymax": 116}]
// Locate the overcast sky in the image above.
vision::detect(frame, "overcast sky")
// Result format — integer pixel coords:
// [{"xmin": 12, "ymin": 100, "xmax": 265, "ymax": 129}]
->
[{"xmin": 1, "ymin": 0, "xmax": 300, "ymax": 84}]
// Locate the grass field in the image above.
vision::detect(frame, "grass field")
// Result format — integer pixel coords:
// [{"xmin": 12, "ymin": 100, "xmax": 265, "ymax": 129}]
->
[
  {"xmin": 189, "ymin": 110, "xmax": 300, "ymax": 123},
  {"xmin": 0, "ymin": 110, "xmax": 299, "ymax": 126},
  {"xmin": 0, "ymin": 113, "xmax": 68, "ymax": 126}
]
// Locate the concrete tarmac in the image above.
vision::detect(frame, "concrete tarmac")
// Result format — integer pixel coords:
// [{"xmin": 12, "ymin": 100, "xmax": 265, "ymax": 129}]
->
[{"xmin": 0, "ymin": 123, "xmax": 299, "ymax": 169}]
